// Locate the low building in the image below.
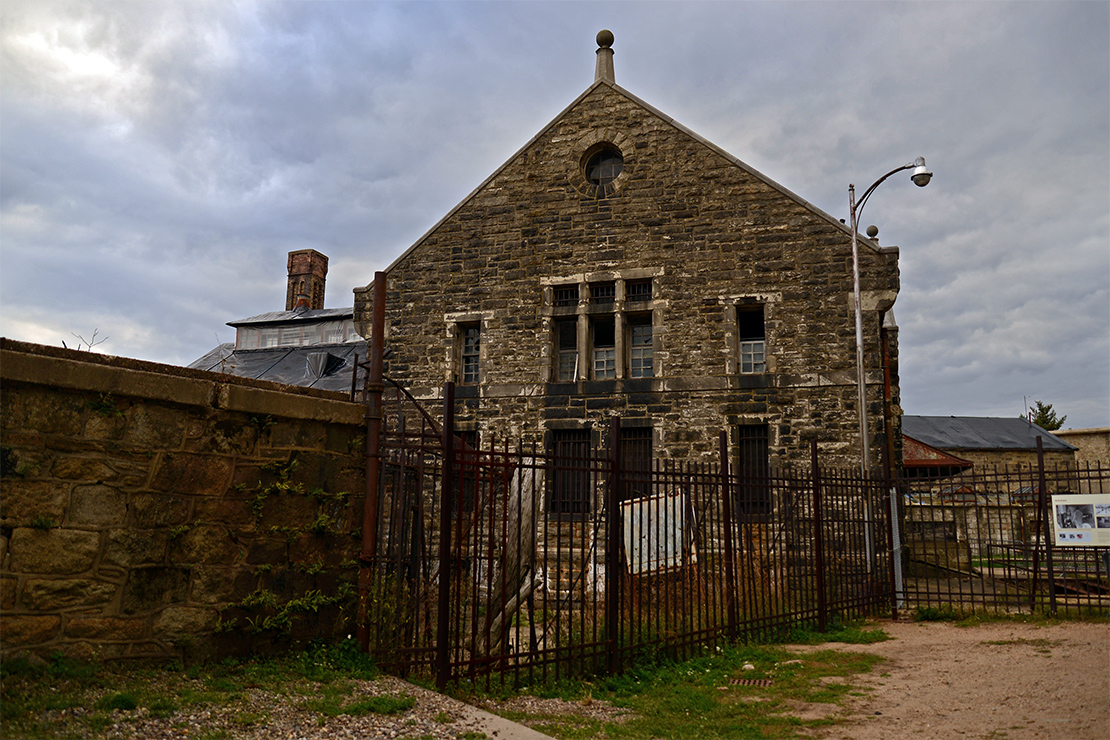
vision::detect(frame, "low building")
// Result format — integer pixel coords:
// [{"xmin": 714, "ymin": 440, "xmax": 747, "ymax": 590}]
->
[
  {"xmin": 190, "ymin": 249, "xmax": 361, "ymax": 394},
  {"xmin": 902, "ymin": 415, "xmax": 1077, "ymax": 472}
]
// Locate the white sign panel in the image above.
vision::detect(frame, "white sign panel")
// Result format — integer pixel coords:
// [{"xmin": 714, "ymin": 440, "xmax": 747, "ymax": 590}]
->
[
  {"xmin": 620, "ymin": 492, "xmax": 695, "ymax": 575},
  {"xmin": 1051, "ymin": 494, "xmax": 1110, "ymax": 546}
]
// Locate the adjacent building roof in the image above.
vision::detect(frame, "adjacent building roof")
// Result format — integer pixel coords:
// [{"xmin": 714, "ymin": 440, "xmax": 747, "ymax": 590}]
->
[
  {"xmin": 902, "ymin": 415, "xmax": 1077, "ymax": 452},
  {"xmin": 229, "ymin": 307, "xmax": 352, "ymax": 327},
  {"xmin": 188, "ymin": 342, "xmax": 361, "ymax": 394}
]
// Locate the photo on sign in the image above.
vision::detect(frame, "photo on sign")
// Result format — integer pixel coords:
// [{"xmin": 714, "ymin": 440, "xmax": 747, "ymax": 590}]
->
[{"xmin": 1056, "ymin": 504, "xmax": 1095, "ymax": 530}]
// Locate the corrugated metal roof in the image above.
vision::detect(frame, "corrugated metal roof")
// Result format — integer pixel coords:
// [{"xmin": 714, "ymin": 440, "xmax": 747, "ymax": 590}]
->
[
  {"xmin": 902, "ymin": 415, "xmax": 1077, "ymax": 452},
  {"xmin": 188, "ymin": 342, "xmax": 361, "ymax": 393},
  {"xmin": 228, "ymin": 307, "xmax": 352, "ymax": 327}
]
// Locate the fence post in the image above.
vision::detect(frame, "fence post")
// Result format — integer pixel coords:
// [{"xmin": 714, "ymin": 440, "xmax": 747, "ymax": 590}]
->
[
  {"xmin": 810, "ymin": 440, "xmax": 827, "ymax": 633},
  {"xmin": 1036, "ymin": 437, "xmax": 1057, "ymax": 616},
  {"xmin": 880, "ymin": 437, "xmax": 899, "ymax": 620},
  {"xmin": 606, "ymin": 416, "xmax": 622, "ymax": 675},
  {"xmin": 358, "ymin": 271, "xmax": 386, "ymax": 653},
  {"xmin": 718, "ymin": 431, "xmax": 738, "ymax": 639},
  {"xmin": 436, "ymin": 382, "xmax": 456, "ymax": 690}
]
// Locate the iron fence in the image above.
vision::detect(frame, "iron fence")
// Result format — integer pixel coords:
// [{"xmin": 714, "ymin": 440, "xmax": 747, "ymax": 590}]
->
[
  {"xmin": 895, "ymin": 456, "xmax": 1110, "ymax": 617},
  {"xmin": 359, "ymin": 382, "xmax": 896, "ymax": 689}
]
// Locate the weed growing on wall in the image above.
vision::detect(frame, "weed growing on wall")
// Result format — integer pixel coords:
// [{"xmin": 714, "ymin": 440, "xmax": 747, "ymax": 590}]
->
[{"xmin": 214, "ymin": 451, "xmax": 360, "ymax": 646}]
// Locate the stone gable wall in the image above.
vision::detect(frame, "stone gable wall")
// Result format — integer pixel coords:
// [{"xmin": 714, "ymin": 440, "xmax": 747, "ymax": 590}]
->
[
  {"xmin": 355, "ymin": 84, "xmax": 901, "ymax": 469},
  {"xmin": 0, "ymin": 340, "xmax": 366, "ymax": 663}
]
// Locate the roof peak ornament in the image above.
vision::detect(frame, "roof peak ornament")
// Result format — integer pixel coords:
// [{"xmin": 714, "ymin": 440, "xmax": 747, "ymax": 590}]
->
[{"xmin": 595, "ymin": 29, "xmax": 614, "ymax": 83}]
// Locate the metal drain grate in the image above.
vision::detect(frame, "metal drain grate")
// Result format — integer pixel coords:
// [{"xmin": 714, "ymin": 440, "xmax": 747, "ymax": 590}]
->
[{"xmin": 730, "ymin": 678, "xmax": 773, "ymax": 687}]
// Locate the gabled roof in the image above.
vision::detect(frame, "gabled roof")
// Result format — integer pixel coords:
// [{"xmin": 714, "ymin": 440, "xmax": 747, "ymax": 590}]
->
[
  {"xmin": 229, "ymin": 307, "xmax": 352, "ymax": 328},
  {"xmin": 372, "ymin": 78, "xmax": 886, "ymax": 280},
  {"xmin": 188, "ymin": 342, "xmax": 360, "ymax": 393},
  {"xmin": 902, "ymin": 415, "xmax": 1078, "ymax": 452}
]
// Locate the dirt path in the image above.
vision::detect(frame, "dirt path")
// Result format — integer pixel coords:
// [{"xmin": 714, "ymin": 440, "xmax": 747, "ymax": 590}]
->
[{"xmin": 802, "ymin": 619, "xmax": 1110, "ymax": 740}]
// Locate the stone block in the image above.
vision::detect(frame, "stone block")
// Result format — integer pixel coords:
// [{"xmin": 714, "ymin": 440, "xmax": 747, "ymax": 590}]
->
[
  {"xmin": 172, "ymin": 523, "xmax": 243, "ymax": 565},
  {"xmin": 121, "ymin": 566, "xmax": 190, "ymax": 615},
  {"xmin": 190, "ymin": 566, "xmax": 255, "ymax": 604},
  {"xmin": 1, "ymin": 615, "xmax": 61, "ymax": 647},
  {"xmin": 68, "ymin": 485, "xmax": 128, "ymax": 526},
  {"xmin": 52, "ymin": 458, "xmax": 117, "ymax": 482},
  {"xmin": 1, "ymin": 575, "xmax": 16, "ymax": 610},
  {"xmin": 193, "ymin": 498, "xmax": 254, "ymax": 529},
  {"xmin": 8, "ymin": 528, "xmax": 100, "ymax": 574},
  {"xmin": 103, "ymin": 529, "xmax": 169, "ymax": 568},
  {"xmin": 0, "ymin": 480, "xmax": 67, "ymax": 527},
  {"xmin": 153, "ymin": 606, "xmax": 217, "ymax": 639},
  {"xmin": 124, "ymin": 404, "xmax": 189, "ymax": 449},
  {"xmin": 65, "ymin": 616, "xmax": 149, "ymax": 641},
  {"xmin": 131, "ymin": 493, "xmax": 189, "ymax": 528},
  {"xmin": 22, "ymin": 578, "xmax": 116, "ymax": 610},
  {"xmin": 150, "ymin": 452, "xmax": 232, "ymax": 496}
]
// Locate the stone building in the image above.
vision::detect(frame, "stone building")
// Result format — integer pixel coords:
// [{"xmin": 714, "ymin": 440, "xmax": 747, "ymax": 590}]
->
[{"xmin": 353, "ymin": 31, "xmax": 906, "ymax": 500}]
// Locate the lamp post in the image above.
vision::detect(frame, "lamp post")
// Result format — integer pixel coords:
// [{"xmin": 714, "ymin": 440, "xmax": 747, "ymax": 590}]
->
[{"xmin": 849, "ymin": 157, "xmax": 931, "ymax": 475}]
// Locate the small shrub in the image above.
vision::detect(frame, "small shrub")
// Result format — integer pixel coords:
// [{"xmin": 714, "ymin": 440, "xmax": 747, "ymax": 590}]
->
[{"xmin": 913, "ymin": 605, "xmax": 961, "ymax": 622}]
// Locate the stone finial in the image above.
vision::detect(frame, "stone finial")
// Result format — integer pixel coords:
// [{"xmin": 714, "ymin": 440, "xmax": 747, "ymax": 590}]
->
[{"xmin": 595, "ymin": 29, "xmax": 615, "ymax": 83}]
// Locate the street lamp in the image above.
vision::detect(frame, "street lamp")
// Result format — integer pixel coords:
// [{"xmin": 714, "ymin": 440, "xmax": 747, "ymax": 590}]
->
[{"xmin": 849, "ymin": 157, "xmax": 932, "ymax": 475}]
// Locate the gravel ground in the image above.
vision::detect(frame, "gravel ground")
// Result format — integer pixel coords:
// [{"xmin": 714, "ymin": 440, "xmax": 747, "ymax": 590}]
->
[{"xmin": 36, "ymin": 674, "xmax": 557, "ymax": 740}]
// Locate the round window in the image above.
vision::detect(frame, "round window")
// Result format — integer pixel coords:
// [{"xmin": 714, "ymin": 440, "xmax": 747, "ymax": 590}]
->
[{"xmin": 584, "ymin": 147, "xmax": 624, "ymax": 187}]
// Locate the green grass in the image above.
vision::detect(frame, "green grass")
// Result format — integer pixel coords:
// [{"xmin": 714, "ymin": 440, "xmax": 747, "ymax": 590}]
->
[{"xmin": 452, "ymin": 627, "xmax": 889, "ymax": 740}]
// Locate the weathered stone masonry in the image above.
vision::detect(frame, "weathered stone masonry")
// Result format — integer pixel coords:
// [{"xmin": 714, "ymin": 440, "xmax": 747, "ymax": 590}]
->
[
  {"xmin": 355, "ymin": 82, "xmax": 902, "ymax": 471},
  {"xmin": 0, "ymin": 339, "xmax": 366, "ymax": 662}
]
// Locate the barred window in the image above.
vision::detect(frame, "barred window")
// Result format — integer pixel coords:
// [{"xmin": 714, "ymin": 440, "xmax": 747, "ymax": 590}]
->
[{"xmin": 460, "ymin": 324, "xmax": 480, "ymax": 384}]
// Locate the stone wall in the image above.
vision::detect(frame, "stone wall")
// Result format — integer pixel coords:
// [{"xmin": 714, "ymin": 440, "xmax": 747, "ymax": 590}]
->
[
  {"xmin": 354, "ymin": 83, "xmax": 901, "ymax": 472},
  {"xmin": 0, "ymin": 339, "xmax": 366, "ymax": 663}
]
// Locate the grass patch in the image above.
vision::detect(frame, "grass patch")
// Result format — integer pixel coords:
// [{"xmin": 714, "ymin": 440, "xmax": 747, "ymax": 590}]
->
[
  {"xmin": 0, "ymin": 639, "xmax": 382, "ymax": 738},
  {"xmin": 456, "ymin": 632, "xmax": 887, "ymax": 740}
]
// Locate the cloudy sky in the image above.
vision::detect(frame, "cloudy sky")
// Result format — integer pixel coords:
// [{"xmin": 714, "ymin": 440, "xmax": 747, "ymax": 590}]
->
[{"xmin": 2, "ymin": 1, "xmax": 1107, "ymax": 429}]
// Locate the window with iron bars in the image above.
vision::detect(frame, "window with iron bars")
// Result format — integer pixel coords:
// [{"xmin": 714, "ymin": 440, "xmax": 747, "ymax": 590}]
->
[
  {"xmin": 459, "ymin": 324, "xmax": 480, "ymax": 384},
  {"xmin": 549, "ymin": 429, "xmax": 592, "ymax": 515}
]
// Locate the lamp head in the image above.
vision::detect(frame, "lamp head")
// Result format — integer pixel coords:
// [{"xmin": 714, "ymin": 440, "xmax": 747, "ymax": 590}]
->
[{"xmin": 910, "ymin": 156, "xmax": 932, "ymax": 187}]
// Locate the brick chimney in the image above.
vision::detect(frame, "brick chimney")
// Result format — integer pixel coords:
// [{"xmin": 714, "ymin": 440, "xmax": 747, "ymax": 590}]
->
[{"xmin": 286, "ymin": 249, "xmax": 328, "ymax": 311}]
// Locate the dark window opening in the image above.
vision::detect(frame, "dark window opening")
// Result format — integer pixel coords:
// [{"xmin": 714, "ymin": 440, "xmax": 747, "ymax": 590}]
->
[
  {"xmin": 550, "ymin": 430, "xmax": 592, "ymax": 515},
  {"xmin": 592, "ymin": 318, "xmax": 616, "ymax": 379},
  {"xmin": 555, "ymin": 320, "xmax": 578, "ymax": 382},
  {"xmin": 737, "ymin": 305, "xmax": 766, "ymax": 374},
  {"xmin": 620, "ymin": 426, "xmax": 652, "ymax": 501},
  {"xmin": 585, "ymin": 147, "xmax": 624, "ymax": 186},
  {"xmin": 554, "ymin": 285, "xmax": 579, "ymax": 307},
  {"xmin": 590, "ymin": 282, "xmax": 616, "ymax": 306},
  {"xmin": 460, "ymin": 324, "xmax": 480, "ymax": 384},
  {"xmin": 736, "ymin": 424, "xmax": 771, "ymax": 517},
  {"xmin": 626, "ymin": 280, "xmax": 652, "ymax": 302}
]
